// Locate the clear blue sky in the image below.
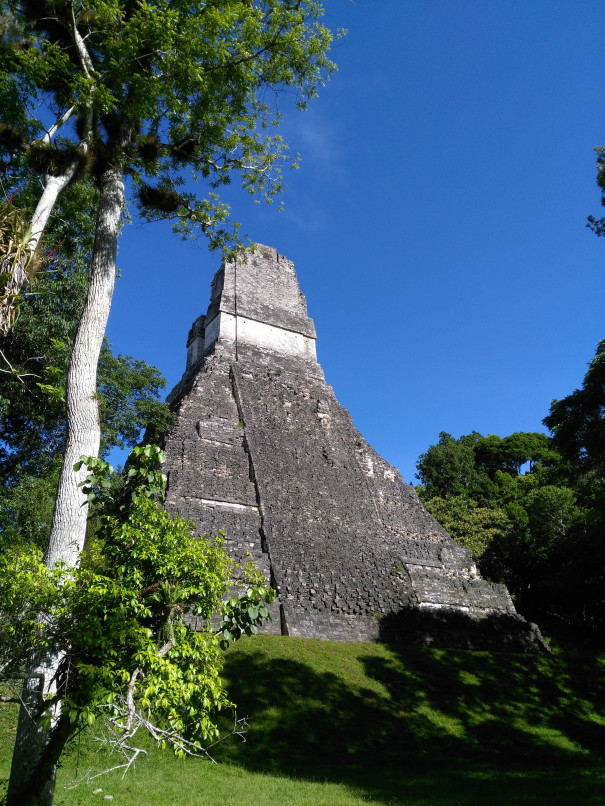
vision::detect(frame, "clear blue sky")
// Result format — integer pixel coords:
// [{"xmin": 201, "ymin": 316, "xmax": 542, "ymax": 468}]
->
[{"xmin": 107, "ymin": 0, "xmax": 605, "ymax": 484}]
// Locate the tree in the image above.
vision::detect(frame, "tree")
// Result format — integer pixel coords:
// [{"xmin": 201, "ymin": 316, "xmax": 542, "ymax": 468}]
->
[
  {"xmin": 474, "ymin": 432, "xmax": 558, "ymax": 478},
  {"xmin": 542, "ymin": 340, "xmax": 605, "ymax": 631},
  {"xmin": 0, "ymin": 256, "xmax": 171, "ymax": 480},
  {"xmin": 1, "ymin": 446, "xmax": 275, "ymax": 806},
  {"xmin": 0, "ymin": 0, "xmax": 335, "ymax": 562},
  {"xmin": 2, "ymin": 3, "xmax": 335, "ymax": 802},
  {"xmin": 544, "ymin": 339, "xmax": 605, "ymax": 479},
  {"xmin": 415, "ymin": 431, "xmax": 484, "ymax": 499},
  {"xmin": 1, "ymin": 0, "xmax": 335, "ymax": 320},
  {"xmin": 0, "ymin": 195, "xmax": 171, "ymax": 548},
  {"xmin": 422, "ymin": 494, "xmax": 512, "ymax": 562},
  {"xmin": 524, "ymin": 485, "xmax": 579, "ymax": 562},
  {"xmin": 416, "ymin": 429, "xmax": 584, "ymax": 618},
  {"xmin": 417, "ymin": 348, "xmax": 605, "ymax": 633},
  {"xmin": 586, "ymin": 146, "xmax": 605, "ymax": 236}
]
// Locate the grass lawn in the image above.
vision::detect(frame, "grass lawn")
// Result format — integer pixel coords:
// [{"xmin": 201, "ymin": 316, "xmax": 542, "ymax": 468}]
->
[{"xmin": 1, "ymin": 634, "xmax": 604, "ymax": 805}]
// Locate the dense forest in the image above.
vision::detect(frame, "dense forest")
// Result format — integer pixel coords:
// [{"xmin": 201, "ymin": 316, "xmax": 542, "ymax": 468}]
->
[{"xmin": 416, "ymin": 340, "xmax": 605, "ymax": 636}]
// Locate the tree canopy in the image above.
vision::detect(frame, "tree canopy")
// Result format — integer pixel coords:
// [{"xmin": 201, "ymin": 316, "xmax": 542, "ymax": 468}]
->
[
  {"xmin": 416, "ymin": 428, "xmax": 587, "ymax": 624},
  {"xmin": 544, "ymin": 339, "xmax": 605, "ymax": 477},
  {"xmin": 417, "ymin": 339, "xmax": 605, "ymax": 635},
  {"xmin": 0, "ymin": 0, "xmax": 336, "ymax": 260}
]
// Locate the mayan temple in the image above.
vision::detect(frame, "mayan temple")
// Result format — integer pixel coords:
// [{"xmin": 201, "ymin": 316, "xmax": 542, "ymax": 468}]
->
[{"xmin": 163, "ymin": 245, "xmax": 547, "ymax": 652}]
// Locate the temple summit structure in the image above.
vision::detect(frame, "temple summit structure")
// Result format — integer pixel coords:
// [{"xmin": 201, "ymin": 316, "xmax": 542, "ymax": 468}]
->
[{"xmin": 162, "ymin": 245, "xmax": 547, "ymax": 652}]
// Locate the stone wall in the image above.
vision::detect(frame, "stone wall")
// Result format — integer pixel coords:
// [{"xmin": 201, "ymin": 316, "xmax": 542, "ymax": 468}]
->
[{"xmin": 163, "ymin": 245, "xmax": 547, "ymax": 652}]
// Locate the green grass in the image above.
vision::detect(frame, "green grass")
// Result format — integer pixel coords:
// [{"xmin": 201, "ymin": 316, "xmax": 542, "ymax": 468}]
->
[{"xmin": 2, "ymin": 635, "xmax": 605, "ymax": 805}]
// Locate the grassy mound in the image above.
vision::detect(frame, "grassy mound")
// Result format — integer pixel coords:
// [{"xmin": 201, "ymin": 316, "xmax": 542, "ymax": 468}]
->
[{"xmin": 1, "ymin": 635, "xmax": 604, "ymax": 805}]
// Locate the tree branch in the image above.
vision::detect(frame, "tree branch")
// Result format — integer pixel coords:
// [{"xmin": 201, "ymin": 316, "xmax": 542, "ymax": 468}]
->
[
  {"xmin": 0, "ymin": 349, "xmax": 40, "ymax": 383},
  {"xmin": 42, "ymin": 106, "xmax": 77, "ymax": 146},
  {"xmin": 70, "ymin": 3, "xmax": 94, "ymax": 79},
  {"xmin": 84, "ymin": 700, "xmax": 249, "ymax": 780}
]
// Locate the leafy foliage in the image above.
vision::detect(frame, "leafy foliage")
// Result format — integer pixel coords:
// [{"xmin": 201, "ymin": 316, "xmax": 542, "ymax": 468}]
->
[
  {"xmin": 0, "ymin": 542, "xmax": 64, "ymax": 678},
  {"xmin": 0, "ymin": 216, "xmax": 172, "ymax": 546},
  {"xmin": 540, "ymin": 340, "xmax": 605, "ymax": 629},
  {"xmin": 220, "ymin": 583, "xmax": 275, "ymax": 647},
  {"xmin": 416, "ymin": 428, "xmax": 592, "ymax": 624},
  {"xmin": 587, "ymin": 145, "xmax": 605, "ymax": 235},
  {"xmin": 0, "ymin": 0, "xmax": 337, "ymax": 254},
  {"xmin": 415, "ymin": 431, "xmax": 480, "ymax": 499},
  {"xmin": 544, "ymin": 339, "xmax": 605, "ymax": 478},
  {"xmin": 416, "ymin": 430, "xmax": 560, "ymax": 506},
  {"xmin": 1, "ymin": 3, "xmax": 332, "ymax": 801},
  {"xmin": 423, "ymin": 495, "xmax": 512, "ymax": 562},
  {"xmin": 0, "ymin": 242, "xmax": 170, "ymax": 476},
  {"xmin": 0, "ymin": 444, "xmax": 276, "ymax": 790},
  {"xmin": 0, "ymin": 195, "xmax": 43, "ymax": 333},
  {"xmin": 0, "ymin": 466, "xmax": 61, "ymax": 548},
  {"xmin": 416, "ymin": 339, "xmax": 605, "ymax": 632}
]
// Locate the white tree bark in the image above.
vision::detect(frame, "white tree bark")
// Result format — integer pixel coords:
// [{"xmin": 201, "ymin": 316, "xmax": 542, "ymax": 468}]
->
[
  {"xmin": 7, "ymin": 163, "xmax": 125, "ymax": 806},
  {"xmin": 28, "ymin": 166, "xmax": 79, "ymax": 253},
  {"xmin": 45, "ymin": 163, "xmax": 124, "ymax": 567}
]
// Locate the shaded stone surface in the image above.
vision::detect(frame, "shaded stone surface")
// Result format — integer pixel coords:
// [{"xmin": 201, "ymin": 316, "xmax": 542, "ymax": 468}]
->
[{"xmin": 163, "ymin": 245, "xmax": 547, "ymax": 652}]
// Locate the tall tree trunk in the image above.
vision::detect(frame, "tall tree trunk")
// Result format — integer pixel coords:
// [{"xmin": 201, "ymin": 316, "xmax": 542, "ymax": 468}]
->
[
  {"xmin": 6, "ymin": 711, "xmax": 74, "ymax": 806},
  {"xmin": 6, "ymin": 163, "xmax": 124, "ymax": 806},
  {"xmin": 45, "ymin": 162, "xmax": 124, "ymax": 567}
]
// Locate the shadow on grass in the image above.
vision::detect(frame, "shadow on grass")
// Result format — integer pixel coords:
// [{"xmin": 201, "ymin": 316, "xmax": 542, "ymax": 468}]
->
[{"xmin": 215, "ymin": 637, "xmax": 605, "ymax": 805}]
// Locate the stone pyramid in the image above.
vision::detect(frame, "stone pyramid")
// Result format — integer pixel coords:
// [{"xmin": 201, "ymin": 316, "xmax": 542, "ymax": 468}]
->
[{"xmin": 163, "ymin": 245, "xmax": 547, "ymax": 652}]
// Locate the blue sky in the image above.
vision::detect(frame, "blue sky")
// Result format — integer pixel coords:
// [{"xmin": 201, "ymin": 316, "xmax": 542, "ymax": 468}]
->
[{"xmin": 107, "ymin": 0, "xmax": 605, "ymax": 483}]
